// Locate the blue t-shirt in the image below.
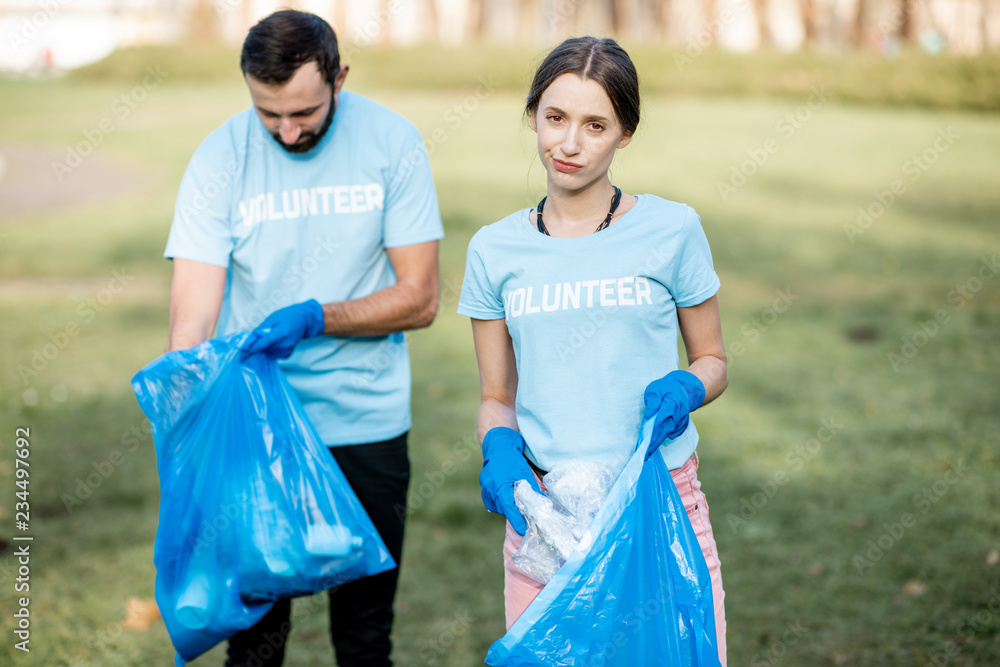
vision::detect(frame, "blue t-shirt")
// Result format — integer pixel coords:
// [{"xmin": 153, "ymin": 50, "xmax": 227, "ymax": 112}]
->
[
  {"xmin": 165, "ymin": 90, "xmax": 444, "ymax": 446},
  {"xmin": 458, "ymin": 195, "xmax": 719, "ymax": 472}
]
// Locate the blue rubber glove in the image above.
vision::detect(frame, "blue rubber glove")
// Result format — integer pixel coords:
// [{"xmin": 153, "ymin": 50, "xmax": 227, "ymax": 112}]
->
[
  {"xmin": 642, "ymin": 370, "xmax": 706, "ymax": 460},
  {"xmin": 479, "ymin": 427, "xmax": 542, "ymax": 536},
  {"xmin": 240, "ymin": 300, "xmax": 325, "ymax": 360}
]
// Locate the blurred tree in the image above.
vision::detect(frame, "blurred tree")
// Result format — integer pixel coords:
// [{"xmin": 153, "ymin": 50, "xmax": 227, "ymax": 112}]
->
[
  {"xmin": 519, "ymin": 0, "xmax": 538, "ymax": 42},
  {"xmin": 801, "ymin": 0, "xmax": 817, "ymax": 44},
  {"xmin": 649, "ymin": 0, "xmax": 670, "ymax": 39},
  {"xmin": 425, "ymin": 0, "xmax": 440, "ymax": 41},
  {"xmin": 187, "ymin": 0, "xmax": 222, "ymax": 44},
  {"xmin": 898, "ymin": 0, "xmax": 918, "ymax": 41},
  {"xmin": 852, "ymin": 0, "xmax": 866, "ymax": 47},
  {"xmin": 468, "ymin": 0, "xmax": 487, "ymax": 40},
  {"xmin": 756, "ymin": 0, "xmax": 771, "ymax": 46}
]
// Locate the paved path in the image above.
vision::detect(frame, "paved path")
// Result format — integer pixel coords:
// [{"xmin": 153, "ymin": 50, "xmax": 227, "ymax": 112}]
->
[{"xmin": 0, "ymin": 142, "xmax": 153, "ymax": 224}]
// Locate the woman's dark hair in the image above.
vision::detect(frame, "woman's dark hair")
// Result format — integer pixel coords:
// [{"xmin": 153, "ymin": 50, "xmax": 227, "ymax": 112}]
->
[
  {"xmin": 526, "ymin": 37, "xmax": 640, "ymax": 135},
  {"xmin": 240, "ymin": 10, "xmax": 341, "ymax": 85}
]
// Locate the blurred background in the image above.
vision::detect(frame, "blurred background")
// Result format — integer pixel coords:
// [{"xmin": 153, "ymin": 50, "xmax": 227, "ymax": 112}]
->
[{"xmin": 0, "ymin": 0, "xmax": 998, "ymax": 665}]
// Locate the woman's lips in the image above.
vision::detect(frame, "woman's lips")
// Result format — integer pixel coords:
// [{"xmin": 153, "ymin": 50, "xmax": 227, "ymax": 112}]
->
[{"xmin": 553, "ymin": 158, "xmax": 582, "ymax": 173}]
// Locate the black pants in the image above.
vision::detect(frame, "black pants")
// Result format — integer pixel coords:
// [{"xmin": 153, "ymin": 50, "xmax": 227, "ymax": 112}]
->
[{"xmin": 226, "ymin": 433, "xmax": 410, "ymax": 667}]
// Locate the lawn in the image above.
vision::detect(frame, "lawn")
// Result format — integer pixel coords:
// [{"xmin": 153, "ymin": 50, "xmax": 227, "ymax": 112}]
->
[{"xmin": 0, "ymin": 45, "xmax": 998, "ymax": 666}]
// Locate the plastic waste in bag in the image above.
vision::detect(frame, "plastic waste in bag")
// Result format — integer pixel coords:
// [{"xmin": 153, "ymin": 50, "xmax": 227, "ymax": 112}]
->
[
  {"xmin": 511, "ymin": 461, "xmax": 616, "ymax": 583},
  {"xmin": 486, "ymin": 419, "xmax": 722, "ymax": 667},
  {"xmin": 131, "ymin": 333, "xmax": 395, "ymax": 666}
]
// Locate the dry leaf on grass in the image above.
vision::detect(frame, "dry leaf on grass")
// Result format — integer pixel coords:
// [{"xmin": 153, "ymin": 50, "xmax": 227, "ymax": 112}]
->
[{"xmin": 122, "ymin": 597, "xmax": 161, "ymax": 631}]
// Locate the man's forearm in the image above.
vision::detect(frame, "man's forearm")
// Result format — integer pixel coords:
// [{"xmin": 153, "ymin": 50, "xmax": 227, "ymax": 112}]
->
[{"xmin": 319, "ymin": 280, "xmax": 437, "ymax": 337}]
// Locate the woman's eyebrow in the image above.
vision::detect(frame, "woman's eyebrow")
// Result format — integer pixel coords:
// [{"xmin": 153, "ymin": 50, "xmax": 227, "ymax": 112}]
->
[{"xmin": 543, "ymin": 106, "xmax": 611, "ymax": 123}]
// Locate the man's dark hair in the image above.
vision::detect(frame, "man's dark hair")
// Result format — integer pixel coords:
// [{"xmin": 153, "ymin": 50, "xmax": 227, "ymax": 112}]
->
[{"xmin": 240, "ymin": 10, "xmax": 341, "ymax": 85}]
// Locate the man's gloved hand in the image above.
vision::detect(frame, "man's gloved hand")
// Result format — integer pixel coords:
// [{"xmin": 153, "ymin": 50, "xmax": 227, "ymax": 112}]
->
[
  {"xmin": 643, "ymin": 370, "xmax": 706, "ymax": 460},
  {"xmin": 240, "ymin": 299, "xmax": 325, "ymax": 360},
  {"xmin": 479, "ymin": 426, "xmax": 542, "ymax": 536}
]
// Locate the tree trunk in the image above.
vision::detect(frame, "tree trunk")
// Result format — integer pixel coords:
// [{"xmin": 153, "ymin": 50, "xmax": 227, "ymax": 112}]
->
[
  {"xmin": 853, "ymin": 0, "xmax": 867, "ymax": 47},
  {"xmin": 468, "ymin": 0, "xmax": 487, "ymax": 41},
  {"xmin": 898, "ymin": 0, "xmax": 917, "ymax": 42},
  {"xmin": 756, "ymin": 0, "xmax": 770, "ymax": 46},
  {"xmin": 650, "ymin": 0, "xmax": 670, "ymax": 39},
  {"xmin": 801, "ymin": 0, "xmax": 817, "ymax": 45},
  {"xmin": 519, "ymin": 0, "xmax": 537, "ymax": 43},
  {"xmin": 425, "ymin": 0, "xmax": 440, "ymax": 42},
  {"xmin": 187, "ymin": 0, "xmax": 219, "ymax": 44}
]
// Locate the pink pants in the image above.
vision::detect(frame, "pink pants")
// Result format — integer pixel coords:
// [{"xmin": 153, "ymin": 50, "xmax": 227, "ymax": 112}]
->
[{"xmin": 502, "ymin": 452, "xmax": 727, "ymax": 666}]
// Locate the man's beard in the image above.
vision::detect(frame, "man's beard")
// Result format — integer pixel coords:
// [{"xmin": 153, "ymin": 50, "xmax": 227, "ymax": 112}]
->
[{"xmin": 274, "ymin": 95, "xmax": 336, "ymax": 154}]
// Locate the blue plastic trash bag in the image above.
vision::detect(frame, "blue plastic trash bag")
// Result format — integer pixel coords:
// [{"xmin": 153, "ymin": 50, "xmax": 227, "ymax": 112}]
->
[
  {"xmin": 131, "ymin": 333, "xmax": 395, "ymax": 666},
  {"xmin": 486, "ymin": 418, "xmax": 722, "ymax": 667}
]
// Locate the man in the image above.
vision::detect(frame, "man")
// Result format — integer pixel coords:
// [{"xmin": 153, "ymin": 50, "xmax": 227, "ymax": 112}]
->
[{"xmin": 164, "ymin": 10, "xmax": 442, "ymax": 666}]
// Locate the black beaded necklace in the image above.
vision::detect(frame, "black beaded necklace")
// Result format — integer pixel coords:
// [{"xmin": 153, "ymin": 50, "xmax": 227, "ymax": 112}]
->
[{"xmin": 535, "ymin": 186, "xmax": 623, "ymax": 236}]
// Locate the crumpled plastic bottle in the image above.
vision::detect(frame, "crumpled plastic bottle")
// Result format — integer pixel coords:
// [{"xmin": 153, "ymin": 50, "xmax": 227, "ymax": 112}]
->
[{"xmin": 511, "ymin": 460, "xmax": 616, "ymax": 583}]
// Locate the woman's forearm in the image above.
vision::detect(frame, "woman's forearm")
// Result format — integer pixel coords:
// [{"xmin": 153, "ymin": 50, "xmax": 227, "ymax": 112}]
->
[
  {"xmin": 687, "ymin": 355, "xmax": 729, "ymax": 407},
  {"xmin": 477, "ymin": 397, "xmax": 519, "ymax": 444}
]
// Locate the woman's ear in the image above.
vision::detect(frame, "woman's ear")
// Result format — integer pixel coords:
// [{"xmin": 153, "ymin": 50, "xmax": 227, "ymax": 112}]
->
[
  {"xmin": 529, "ymin": 110, "xmax": 538, "ymax": 133},
  {"xmin": 618, "ymin": 131, "xmax": 632, "ymax": 149}
]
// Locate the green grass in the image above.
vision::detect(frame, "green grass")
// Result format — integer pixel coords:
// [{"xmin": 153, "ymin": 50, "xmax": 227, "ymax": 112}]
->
[
  {"xmin": 66, "ymin": 41, "xmax": 1000, "ymax": 112},
  {"xmin": 1, "ymin": 45, "xmax": 999, "ymax": 666}
]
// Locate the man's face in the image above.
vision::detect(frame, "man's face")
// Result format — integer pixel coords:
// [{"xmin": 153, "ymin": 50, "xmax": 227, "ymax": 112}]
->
[{"xmin": 245, "ymin": 61, "xmax": 348, "ymax": 154}]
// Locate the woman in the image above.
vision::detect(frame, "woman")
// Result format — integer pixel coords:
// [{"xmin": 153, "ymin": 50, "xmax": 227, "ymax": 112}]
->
[{"xmin": 457, "ymin": 37, "xmax": 728, "ymax": 664}]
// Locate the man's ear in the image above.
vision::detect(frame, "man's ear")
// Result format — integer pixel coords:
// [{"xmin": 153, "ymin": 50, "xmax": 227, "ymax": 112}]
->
[{"xmin": 333, "ymin": 64, "xmax": 350, "ymax": 95}]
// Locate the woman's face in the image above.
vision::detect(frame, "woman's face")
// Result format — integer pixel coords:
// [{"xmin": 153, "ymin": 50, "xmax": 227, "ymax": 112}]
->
[{"xmin": 530, "ymin": 72, "xmax": 632, "ymax": 194}]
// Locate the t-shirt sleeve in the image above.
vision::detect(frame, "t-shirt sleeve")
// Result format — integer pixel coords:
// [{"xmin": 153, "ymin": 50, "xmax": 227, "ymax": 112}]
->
[
  {"xmin": 458, "ymin": 234, "xmax": 505, "ymax": 320},
  {"xmin": 382, "ymin": 127, "xmax": 444, "ymax": 248},
  {"xmin": 671, "ymin": 206, "xmax": 721, "ymax": 308},
  {"xmin": 163, "ymin": 143, "xmax": 235, "ymax": 267}
]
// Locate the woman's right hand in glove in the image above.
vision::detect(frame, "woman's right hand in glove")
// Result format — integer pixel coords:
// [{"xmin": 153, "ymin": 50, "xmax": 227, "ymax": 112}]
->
[{"xmin": 479, "ymin": 427, "xmax": 542, "ymax": 536}]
